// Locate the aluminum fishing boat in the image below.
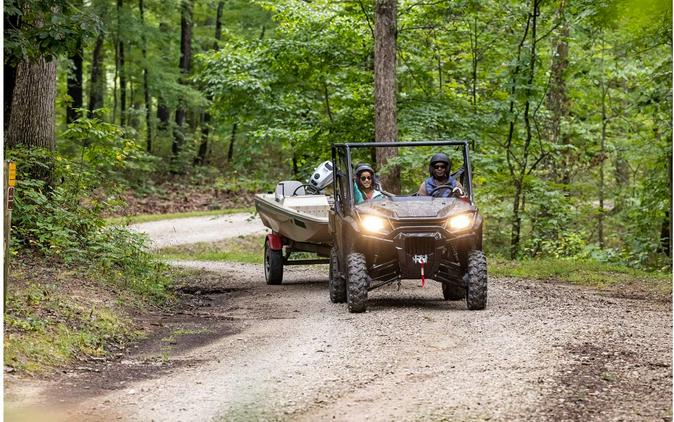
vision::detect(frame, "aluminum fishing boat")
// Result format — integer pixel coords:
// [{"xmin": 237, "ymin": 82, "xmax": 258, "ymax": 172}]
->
[
  {"xmin": 254, "ymin": 180, "xmax": 332, "ymax": 244},
  {"xmin": 255, "ymin": 177, "xmax": 334, "ymax": 285}
]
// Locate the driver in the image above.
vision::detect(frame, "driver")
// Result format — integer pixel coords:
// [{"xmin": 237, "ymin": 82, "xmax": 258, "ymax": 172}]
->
[
  {"xmin": 354, "ymin": 163, "xmax": 385, "ymax": 204},
  {"xmin": 417, "ymin": 153, "xmax": 464, "ymax": 197}
]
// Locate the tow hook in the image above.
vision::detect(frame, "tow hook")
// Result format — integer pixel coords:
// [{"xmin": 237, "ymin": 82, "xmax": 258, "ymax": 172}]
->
[{"xmin": 413, "ymin": 254, "xmax": 428, "ymax": 287}]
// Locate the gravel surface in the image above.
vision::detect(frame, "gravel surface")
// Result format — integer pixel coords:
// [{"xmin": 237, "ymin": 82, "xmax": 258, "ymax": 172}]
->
[
  {"xmin": 7, "ymin": 218, "xmax": 671, "ymax": 422},
  {"xmin": 127, "ymin": 212, "xmax": 267, "ymax": 249},
  {"xmin": 26, "ymin": 260, "xmax": 670, "ymax": 422}
]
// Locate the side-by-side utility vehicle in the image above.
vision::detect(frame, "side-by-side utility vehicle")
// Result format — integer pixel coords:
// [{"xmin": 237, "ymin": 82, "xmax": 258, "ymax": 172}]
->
[{"xmin": 328, "ymin": 141, "xmax": 487, "ymax": 313}]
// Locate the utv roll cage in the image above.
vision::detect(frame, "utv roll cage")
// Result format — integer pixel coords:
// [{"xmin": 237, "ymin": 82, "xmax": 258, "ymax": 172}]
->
[{"xmin": 331, "ymin": 140, "xmax": 476, "ymax": 214}]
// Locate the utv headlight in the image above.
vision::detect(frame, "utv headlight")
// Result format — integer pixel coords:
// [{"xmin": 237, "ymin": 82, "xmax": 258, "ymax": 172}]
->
[
  {"xmin": 447, "ymin": 214, "xmax": 473, "ymax": 232},
  {"xmin": 361, "ymin": 215, "xmax": 386, "ymax": 233}
]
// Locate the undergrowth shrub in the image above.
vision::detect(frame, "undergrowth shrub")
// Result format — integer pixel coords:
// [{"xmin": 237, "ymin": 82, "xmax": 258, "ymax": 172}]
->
[{"xmin": 7, "ymin": 115, "xmax": 170, "ymax": 301}]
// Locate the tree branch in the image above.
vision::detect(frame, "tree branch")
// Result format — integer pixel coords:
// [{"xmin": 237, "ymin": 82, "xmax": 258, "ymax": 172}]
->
[{"xmin": 356, "ymin": 0, "xmax": 375, "ymax": 39}]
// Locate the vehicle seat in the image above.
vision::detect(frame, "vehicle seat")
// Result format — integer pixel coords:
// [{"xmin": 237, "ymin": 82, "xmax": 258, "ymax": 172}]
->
[{"xmin": 275, "ymin": 181, "xmax": 305, "ymax": 202}]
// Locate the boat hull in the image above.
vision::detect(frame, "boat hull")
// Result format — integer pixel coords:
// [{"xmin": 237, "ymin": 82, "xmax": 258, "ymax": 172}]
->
[{"xmin": 254, "ymin": 193, "xmax": 332, "ymax": 244}]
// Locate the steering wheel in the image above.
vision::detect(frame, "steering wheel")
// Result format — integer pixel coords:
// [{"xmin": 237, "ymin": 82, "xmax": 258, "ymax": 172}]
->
[
  {"xmin": 429, "ymin": 185, "xmax": 454, "ymax": 198},
  {"xmin": 292, "ymin": 184, "xmax": 320, "ymax": 196}
]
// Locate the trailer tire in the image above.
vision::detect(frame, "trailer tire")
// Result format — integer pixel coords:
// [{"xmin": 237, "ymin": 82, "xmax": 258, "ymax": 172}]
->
[
  {"xmin": 264, "ymin": 239, "xmax": 283, "ymax": 285},
  {"xmin": 329, "ymin": 247, "xmax": 346, "ymax": 303},
  {"xmin": 442, "ymin": 283, "xmax": 465, "ymax": 301},
  {"xmin": 465, "ymin": 250, "xmax": 487, "ymax": 310},
  {"xmin": 346, "ymin": 253, "xmax": 369, "ymax": 313}
]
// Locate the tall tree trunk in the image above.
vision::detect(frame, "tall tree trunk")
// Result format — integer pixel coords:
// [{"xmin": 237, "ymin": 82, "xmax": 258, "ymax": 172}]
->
[
  {"xmin": 470, "ymin": 15, "xmax": 478, "ymax": 111},
  {"xmin": 505, "ymin": 13, "xmax": 531, "ymax": 259},
  {"xmin": 657, "ymin": 121, "xmax": 672, "ymax": 256},
  {"xmin": 157, "ymin": 101, "xmax": 170, "ymax": 131},
  {"xmin": 511, "ymin": 178, "xmax": 523, "ymax": 259},
  {"xmin": 88, "ymin": 34, "xmax": 106, "ymax": 117},
  {"xmin": 660, "ymin": 210, "xmax": 671, "ymax": 257},
  {"xmin": 139, "ymin": 0, "xmax": 152, "ymax": 151},
  {"xmin": 119, "ymin": 40, "xmax": 126, "ymax": 126},
  {"xmin": 156, "ymin": 22, "xmax": 170, "ymax": 133},
  {"xmin": 4, "ymin": 62, "xmax": 18, "ymax": 130},
  {"xmin": 173, "ymin": 0, "xmax": 193, "ymax": 157},
  {"xmin": 195, "ymin": 112, "xmax": 210, "ymax": 165},
  {"xmin": 598, "ymin": 36, "xmax": 608, "ymax": 250},
  {"xmin": 374, "ymin": 0, "xmax": 399, "ymax": 193},
  {"xmin": 323, "ymin": 79, "xmax": 334, "ymax": 124},
  {"xmin": 546, "ymin": 0, "xmax": 570, "ymax": 184},
  {"xmin": 3, "ymin": 13, "xmax": 21, "ymax": 130},
  {"xmin": 66, "ymin": 38, "xmax": 84, "ymax": 123},
  {"xmin": 509, "ymin": 0, "xmax": 539, "ymax": 259},
  {"xmin": 7, "ymin": 58, "xmax": 57, "ymax": 151},
  {"xmin": 7, "ymin": 58, "xmax": 57, "ymax": 184},
  {"xmin": 112, "ymin": 40, "xmax": 118, "ymax": 123},
  {"xmin": 213, "ymin": 1, "xmax": 224, "ymax": 49},
  {"xmin": 227, "ymin": 122, "xmax": 237, "ymax": 162},
  {"xmin": 195, "ymin": 0, "xmax": 224, "ymax": 166}
]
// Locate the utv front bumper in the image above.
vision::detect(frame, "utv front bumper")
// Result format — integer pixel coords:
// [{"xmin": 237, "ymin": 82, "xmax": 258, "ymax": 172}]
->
[{"xmin": 355, "ymin": 220, "xmax": 482, "ymax": 288}]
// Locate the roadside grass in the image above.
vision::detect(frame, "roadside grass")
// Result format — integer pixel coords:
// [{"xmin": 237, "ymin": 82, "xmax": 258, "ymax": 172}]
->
[
  {"xmin": 4, "ymin": 278, "xmax": 137, "ymax": 373},
  {"xmin": 159, "ymin": 237, "xmax": 671, "ymax": 296},
  {"xmin": 155, "ymin": 235, "xmax": 321, "ymax": 264},
  {"xmin": 491, "ymin": 257, "xmax": 672, "ymax": 294},
  {"xmin": 106, "ymin": 207, "xmax": 255, "ymax": 226},
  {"xmin": 156, "ymin": 235, "xmax": 264, "ymax": 264},
  {"xmin": 4, "ymin": 256, "xmax": 183, "ymax": 375}
]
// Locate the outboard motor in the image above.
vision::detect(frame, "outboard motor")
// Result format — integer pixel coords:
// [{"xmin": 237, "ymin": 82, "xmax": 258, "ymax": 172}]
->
[{"xmin": 309, "ymin": 160, "xmax": 333, "ymax": 191}]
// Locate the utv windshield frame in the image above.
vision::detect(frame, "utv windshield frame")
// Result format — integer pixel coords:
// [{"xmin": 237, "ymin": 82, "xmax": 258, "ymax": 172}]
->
[{"xmin": 330, "ymin": 140, "xmax": 475, "ymax": 216}]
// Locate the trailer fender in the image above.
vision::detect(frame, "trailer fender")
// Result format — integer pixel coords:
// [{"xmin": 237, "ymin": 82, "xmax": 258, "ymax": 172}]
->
[{"xmin": 266, "ymin": 233, "xmax": 284, "ymax": 251}]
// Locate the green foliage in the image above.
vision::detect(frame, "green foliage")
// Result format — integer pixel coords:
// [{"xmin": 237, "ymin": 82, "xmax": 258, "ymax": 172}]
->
[
  {"xmin": 6, "ymin": 0, "xmax": 668, "ymax": 272},
  {"xmin": 7, "ymin": 116, "xmax": 170, "ymax": 299},
  {"xmin": 4, "ymin": 0, "xmax": 101, "ymax": 63},
  {"xmin": 60, "ymin": 111, "xmax": 160, "ymax": 188}
]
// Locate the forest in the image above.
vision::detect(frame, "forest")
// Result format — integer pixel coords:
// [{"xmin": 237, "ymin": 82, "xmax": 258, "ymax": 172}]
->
[
  {"xmin": 3, "ymin": 1, "xmax": 673, "ymax": 414},
  {"xmin": 4, "ymin": 0, "xmax": 672, "ymax": 283}
]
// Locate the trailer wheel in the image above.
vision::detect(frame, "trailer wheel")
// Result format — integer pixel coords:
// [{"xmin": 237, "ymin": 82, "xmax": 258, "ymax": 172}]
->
[
  {"xmin": 264, "ymin": 239, "xmax": 283, "ymax": 285},
  {"xmin": 346, "ymin": 253, "xmax": 369, "ymax": 313},
  {"xmin": 465, "ymin": 250, "xmax": 487, "ymax": 310},
  {"xmin": 329, "ymin": 247, "xmax": 346, "ymax": 303},
  {"xmin": 442, "ymin": 283, "xmax": 465, "ymax": 301}
]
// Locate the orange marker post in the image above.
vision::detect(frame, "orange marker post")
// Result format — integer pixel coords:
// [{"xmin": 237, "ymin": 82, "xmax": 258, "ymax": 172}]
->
[{"xmin": 4, "ymin": 161, "xmax": 16, "ymax": 309}]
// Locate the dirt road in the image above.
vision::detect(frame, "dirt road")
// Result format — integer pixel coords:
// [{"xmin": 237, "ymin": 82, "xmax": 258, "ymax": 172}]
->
[
  {"xmin": 6, "ymin": 217, "xmax": 672, "ymax": 421},
  {"xmin": 128, "ymin": 212, "xmax": 267, "ymax": 249}
]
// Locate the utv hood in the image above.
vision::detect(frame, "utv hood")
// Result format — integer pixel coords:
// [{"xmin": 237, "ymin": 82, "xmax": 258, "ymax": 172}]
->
[{"xmin": 355, "ymin": 197, "xmax": 475, "ymax": 220}]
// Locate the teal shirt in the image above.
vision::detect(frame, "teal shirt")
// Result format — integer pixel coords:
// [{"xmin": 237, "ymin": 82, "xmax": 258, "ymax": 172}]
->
[{"xmin": 354, "ymin": 181, "xmax": 385, "ymax": 204}]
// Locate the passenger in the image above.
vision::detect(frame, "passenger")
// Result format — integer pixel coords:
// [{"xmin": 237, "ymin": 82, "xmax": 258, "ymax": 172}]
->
[
  {"xmin": 417, "ymin": 153, "xmax": 464, "ymax": 197},
  {"xmin": 353, "ymin": 163, "xmax": 385, "ymax": 204}
]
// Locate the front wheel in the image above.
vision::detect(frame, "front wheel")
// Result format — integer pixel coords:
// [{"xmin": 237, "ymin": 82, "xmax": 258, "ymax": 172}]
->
[
  {"xmin": 465, "ymin": 250, "xmax": 487, "ymax": 310},
  {"xmin": 346, "ymin": 253, "xmax": 369, "ymax": 313},
  {"xmin": 264, "ymin": 239, "xmax": 284, "ymax": 285},
  {"xmin": 329, "ymin": 247, "xmax": 346, "ymax": 303}
]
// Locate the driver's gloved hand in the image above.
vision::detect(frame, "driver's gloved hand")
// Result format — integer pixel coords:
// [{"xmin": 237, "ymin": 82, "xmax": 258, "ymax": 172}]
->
[{"xmin": 452, "ymin": 186, "xmax": 464, "ymax": 197}]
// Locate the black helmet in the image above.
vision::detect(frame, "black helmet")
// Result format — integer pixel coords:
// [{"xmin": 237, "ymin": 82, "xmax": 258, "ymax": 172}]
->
[
  {"xmin": 429, "ymin": 153, "xmax": 451, "ymax": 177},
  {"xmin": 354, "ymin": 163, "xmax": 375, "ymax": 178}
]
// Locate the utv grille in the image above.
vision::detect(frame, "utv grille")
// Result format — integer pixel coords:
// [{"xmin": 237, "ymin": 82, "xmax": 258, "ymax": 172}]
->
[{"xmin": 405, "ymin": 236, "xmax": 435, "ymax": 255}]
